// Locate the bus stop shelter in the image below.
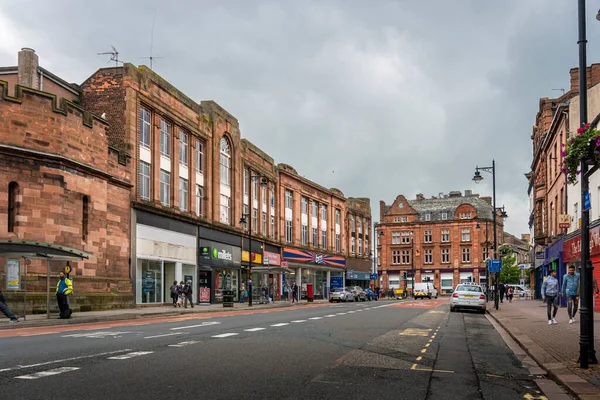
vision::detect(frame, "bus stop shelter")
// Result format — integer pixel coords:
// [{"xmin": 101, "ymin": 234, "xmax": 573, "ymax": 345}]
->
[{"xmin": 0, "ymin": 239, "xmax": 93, "ymax": 319}]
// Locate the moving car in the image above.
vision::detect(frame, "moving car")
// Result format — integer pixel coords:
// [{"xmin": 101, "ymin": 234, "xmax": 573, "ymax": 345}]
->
[
  {"xmin": 414, "ymin": 282, "xmax": 438, "ymax": 299},
  {"xmin": 347, "ymin": 286, "xmax": 367, "ymax": 301},
  {"xmin": 450, "ymin": 283, "xmax": 486, "ymax": 313},
  {"xmin": 365, "ymin": 288, "xmax": 378, "ymax": 301},
  {"xmin": 329, "ymin": 288, "xmax": 353, "ymax": 302}
]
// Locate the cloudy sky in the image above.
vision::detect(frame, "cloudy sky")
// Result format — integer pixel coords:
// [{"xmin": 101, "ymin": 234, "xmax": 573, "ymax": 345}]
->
[{"xmin": 2, "ymin": 0, "xmax": 599, "ymax": 236}]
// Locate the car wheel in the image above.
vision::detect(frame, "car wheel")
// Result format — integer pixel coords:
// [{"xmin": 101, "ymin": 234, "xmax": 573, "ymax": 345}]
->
[
  {"xmin": 450, "ymin": 306, "xmax": 455, "ymax": 312},
  {"xmin": 480, "ymin": 309, "xmax": 486, "ymax": 314},
  {"xmin": 428, "ymin": 296, "xmax": 431, "ymax": 300},
  {"xmin": 329, "ymin": 299, "xmax": 333, "ymax": 303}
]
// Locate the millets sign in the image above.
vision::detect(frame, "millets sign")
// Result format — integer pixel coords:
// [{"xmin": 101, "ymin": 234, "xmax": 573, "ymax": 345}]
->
[{"xmin": 199, "ymin": 241, "xmax": 241, "ymax": 267}]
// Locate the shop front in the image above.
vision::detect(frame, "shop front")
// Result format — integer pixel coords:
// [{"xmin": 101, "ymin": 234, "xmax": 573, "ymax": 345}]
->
[
  {"xmin": 440, "ymin": 270, "xmax": 454, "ymax": 294},
  {"xmin": 253, "ymin": 247, "xmax": 286, "ymax": 302},
  {"xmin": 345, "ymin": 258, "xmax": 372, "ymax": 289},
  {"xmin": 134, "ymin": 211, "xmax": 198, "ymax": 305},
  {"xmin": 283, "ymin": 248, "xmax": 345, "ymax": 300},
  {"xmin": 562, "ymin": 224, "xmax": 600, "ymax": 310},
  {"xmin": 198, "ymin": 234, "xmax": 242, "ymax": 304}
]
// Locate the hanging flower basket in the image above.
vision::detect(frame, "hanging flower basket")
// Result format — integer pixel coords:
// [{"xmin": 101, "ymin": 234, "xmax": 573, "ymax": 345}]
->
[{"xmin": 561, "ymin": 123, "xmax": 600, "ymax": 184}]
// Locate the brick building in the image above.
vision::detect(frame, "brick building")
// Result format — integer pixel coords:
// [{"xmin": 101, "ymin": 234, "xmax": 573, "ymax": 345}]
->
[
  {"xmin": 377, "ymin": 191, "xmax": 503, "ymax": 295},
  {"xmin": 77, "ymin": 60, "xmax": 371, "ymax": 305},
  {"xmin": 0, "ymin": 48, "xmax": 133, "ymax": 313}
]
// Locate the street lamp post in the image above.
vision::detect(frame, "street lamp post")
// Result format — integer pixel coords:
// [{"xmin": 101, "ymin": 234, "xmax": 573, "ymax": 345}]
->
[
  {"xmin": 575, "ymin": 0, "xmax": 598, "ymax": 368},
  {"xmin": 239, "ymin": 174, "xmax": 269, "ymax": 307},
  {"xmin": 476, "ymin": 221, "xmax": 490, "ymax": 300},
  {"xmin": 411, "ymin": 238, "xmax": 415, "ymax": 298},
  {"xmin": 473, "ymin": 160, "xmax": 508, "ymax": 311}
]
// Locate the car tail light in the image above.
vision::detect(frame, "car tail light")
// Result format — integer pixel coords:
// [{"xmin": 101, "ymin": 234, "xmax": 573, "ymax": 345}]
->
[
  {"xmin": 479, "ymin": 294, "xmax": 486, "ymax": 300},
  {"xmin": 452, "ymin": 293, "xmax": 458, "ymax": 298}
]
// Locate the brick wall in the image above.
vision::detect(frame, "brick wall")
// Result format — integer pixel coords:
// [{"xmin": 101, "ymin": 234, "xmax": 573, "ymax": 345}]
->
[{"xmin": 0, "ymin": 80, "xmax": 133, "ymax": 313}]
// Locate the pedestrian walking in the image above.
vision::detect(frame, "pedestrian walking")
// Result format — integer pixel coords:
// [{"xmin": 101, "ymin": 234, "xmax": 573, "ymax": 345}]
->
[
  {"xmin": 507, "ymin": 287, "xmax": 514, "ymax": 303},
  {"xmin": 541, "ymin": 270, "xmax": 559, "ymax": 325},
  {"xmin": 0, "ymin": 289, "xmax": 18, "ymax": 323},
  {"xmin": 240, "ymin": 282, "xmax": 246, "ymax": 303},
  {"xmin": 177, "ymin": 281, "xmax": 185, "ymax": 307},
  {"xmin": 291, "ymin": 283, "xmax": 298, "ymax": 303},
  {"xmin": 56, "ymin": 271, "xmax": 73, "ymax": 319},
  {"xmin": 562, "ymin": 265, "xmax": 580, "ymax": 324},
  {"xmin": 169, "ymin": 280, "xmax": 179, "ymax": 307},
  {"xmin": 499, "ymin": 282, "xmax": 506, "ymax": 303},
  {"xmin": 183, "ymin": 280, "xmax": 194, "ymax": 308}
]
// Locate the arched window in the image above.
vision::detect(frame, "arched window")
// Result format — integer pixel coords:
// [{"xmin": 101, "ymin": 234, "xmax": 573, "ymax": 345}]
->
[
  {"xmin": 8, "ymin": 181, "xmax": 18, "ymax": 233},
  {"xmin": 220, "ymin": 137, "xmax": 231, "ymax": 186},
  {"xmin": 82, "ymin": 196, "xmax": 89, "ymax": 241},
  {"xmin": 219, "ymin": 137, "xmax": 232, "ymax": 224}
]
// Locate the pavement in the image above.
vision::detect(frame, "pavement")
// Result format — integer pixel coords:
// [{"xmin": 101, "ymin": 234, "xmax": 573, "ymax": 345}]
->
[
  {"xmin": 0, "ymin": 298, "xmax": 571, "ymax": 399},
  {"xmin": 0, "ymin": 298, "xmax": 332, "ymax": 330},
  {"xmin": 487, "ymin": 296, "xmax": 600, "ymax": 400}
]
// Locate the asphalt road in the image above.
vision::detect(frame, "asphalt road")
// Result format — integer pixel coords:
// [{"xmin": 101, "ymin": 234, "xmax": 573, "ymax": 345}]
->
[{"xmin": 0, "ymin": 299, "xmax": 553, "ymax": 400}]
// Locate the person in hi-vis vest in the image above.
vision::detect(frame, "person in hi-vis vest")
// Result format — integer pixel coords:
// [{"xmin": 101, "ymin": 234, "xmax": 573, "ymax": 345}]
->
[{"xmin": 56, "ymin": 271, "xmax": 73, "ymax": 319}]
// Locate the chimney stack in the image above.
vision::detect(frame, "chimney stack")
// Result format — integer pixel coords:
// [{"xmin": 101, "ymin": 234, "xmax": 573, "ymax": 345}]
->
[
  {"xmin": 18, "ymin": 48, "xmax": 39, "ymax": 89},
  {"xmin": 416, "ymin": 193, "xmax": 424, "ymax": 201},
  {"xmin": 465, "ymin": 189, "xmax": 472, "ymax": 197},
  {"xmin": 481, "ymin": 196, "xmax": 492, "ymax": 205}
]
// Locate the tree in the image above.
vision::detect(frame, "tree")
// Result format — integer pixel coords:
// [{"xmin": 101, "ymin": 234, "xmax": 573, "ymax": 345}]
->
[{"xmin": 498, "ymin": 244, "xmax": 520, "ymax": 284}]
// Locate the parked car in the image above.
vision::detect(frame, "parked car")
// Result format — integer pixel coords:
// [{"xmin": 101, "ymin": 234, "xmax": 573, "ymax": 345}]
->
[
  {"xmin": 347, "ymin": 286, "xmax": 367, "ymax": 301},
  {"xmin": 365, "ymin": 288, "xmax": 378, "ymax": 301},
  {"xmin": 450, "ymin": 283, "xmax": 486, "ymax": 314},
  {"xmin": 329, "ymin": 288, "xmax": 353, "ymax": 302},
  {"xmin": 414, "ymin": 282, "xmax": 438, "ymax": 299}
]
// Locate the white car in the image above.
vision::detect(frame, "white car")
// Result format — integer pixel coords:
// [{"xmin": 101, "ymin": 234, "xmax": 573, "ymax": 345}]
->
[{"xmin": 450, "ymin": 283, "xmax": 486, "ymax": 314}]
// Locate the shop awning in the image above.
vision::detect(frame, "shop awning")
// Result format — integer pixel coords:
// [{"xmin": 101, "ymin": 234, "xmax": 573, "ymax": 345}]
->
[
  {"xmin": 285, "ymin": 261, "xmax": 344, "ymax": 272},
  {"xmin": 250, "ymin": 265, "xmax": 294, "ymax": 274}
]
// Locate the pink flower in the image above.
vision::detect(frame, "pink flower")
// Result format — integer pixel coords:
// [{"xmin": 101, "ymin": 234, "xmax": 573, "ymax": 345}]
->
[
  {"xmin": 578, "ymin": 127, "xmax": 585, "ymax": 134},
  {"xmin": 561, "ymin": 151, "xmax": 567, "ymax": 156}
]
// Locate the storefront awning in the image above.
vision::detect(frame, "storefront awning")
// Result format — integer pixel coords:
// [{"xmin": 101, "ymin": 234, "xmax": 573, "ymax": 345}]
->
[{"xmin": 285, "ymin": 261, "xmax": 344, "ymax": 272}]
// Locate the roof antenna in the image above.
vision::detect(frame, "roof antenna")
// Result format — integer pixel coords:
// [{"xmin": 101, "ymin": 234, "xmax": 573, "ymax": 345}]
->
[
  {"xmin": 141, "ymin": 7, "xmax": 163, "ymax": 70},
  {"xmin": 551, "ymin": 88, "xmax": 566, "ymax": 95},
  {"xmin": 97, "ymin": 45, "xmax": 122, "ymax": 67}
]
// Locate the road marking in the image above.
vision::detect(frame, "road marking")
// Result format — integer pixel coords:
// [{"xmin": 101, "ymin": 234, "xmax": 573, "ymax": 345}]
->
[
  {"xmin": 15, "ymin": 367, "xmax": 80, "ymax": 380},
  {"xmin": 271, "ymin": 323, "xmax": 289, "ymax": 327},
  {"xmin": 336, "ymin": 313, "xmax": 346, "ymax": 315},
  {"xmin": 425, "ymin": 343, "xmax": 430, "ymax": 347},
  {"xmin": 411, "ymin": 363, "xmax": 454, "ymax": 373},
  {"xmin": 169, "ymin": 341, "xmax": 198, "ymax": 347},
  {"xmin": 144, "ymin": 332, "xmax": 186, "ymax": 339},
  {"xmin": 400, "ymin": 328, "xmax": 432, "ymax": 337},
  {"xmin": 171, "ymin": 321, "xmax": 221, "ymax": 330},
  {"xmin": 416, "ymin": 356, "xmax": 422, "ymax": 361},
  {"xmin": 309, "ymin": 317, "xmax": 323, "ymax": 320},
  {"xmin": 291, "ymin": 320, "xmax": 306, "ymax": 323},
  {"xmin": 347, "ymin": 311, "xmax": 355, "ymax": 314},
  {"xmin": 523, "ymin": 394, "xmax": 548, "ymax": 400},
  {"xmin": 212, "ymin": 333, "xmax": 239, "ymax": 338},
  {"xmin": 324, "ymin": 315, "xmax": 336, "ymax": 318},
  {"xmin": 108, "ymin": 351, "xmax": 153, "ymax": 360},
  {"xmin": 0, "ymin": 349, "xmax": 133, "ymax": 373},
  {"xmin": 244, "ymin": 328, "xmax": 266, "ymax": 332},
  {"xmin": 356, "ymin": 309, "xmax": 363, "ymax": 312},
  {"xmin": 421, "ymin": 349, "xmax": 427, "ymax": 353},
  {"xmin": 62, "ymin": 331, "xmax": 132, "ymax": 339},
  {"xmin": 428, "ymin": 339, "xmax": 433, "ymax": 343}
]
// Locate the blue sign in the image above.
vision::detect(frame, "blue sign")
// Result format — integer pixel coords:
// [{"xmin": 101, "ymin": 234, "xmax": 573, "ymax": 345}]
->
[
  {"xmin": 488, "ymin": 259, "xmax": 502, "ymax": 273},
  {"xmin": 370, "ymin": 273, "xmax": 378, "ymax": 280},
  {"xmin": 584, "ymin": 190, "xmax": 591, "ymax": 211},
  {"xmin": 330, "ymin": 276, "xmax": 343, "ymax": 289}
]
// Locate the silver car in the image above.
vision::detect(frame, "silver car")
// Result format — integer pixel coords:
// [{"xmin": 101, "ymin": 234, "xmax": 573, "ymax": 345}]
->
[
  {"xmin": 347, "ymin": 286, "xmax": 367, "ymax": 302},
  {"xmin": 330, "ymin": 288, "xmax": 353, "ymax": 302},
  {"xmin": 450, "ymin": 283, "xmax": 486, "ymax": 314}
]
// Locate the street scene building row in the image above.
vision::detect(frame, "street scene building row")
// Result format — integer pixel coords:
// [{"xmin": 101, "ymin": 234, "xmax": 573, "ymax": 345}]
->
[{"xmin": 0, "ymin": 48, "xmax": 372, "ymax": 312}]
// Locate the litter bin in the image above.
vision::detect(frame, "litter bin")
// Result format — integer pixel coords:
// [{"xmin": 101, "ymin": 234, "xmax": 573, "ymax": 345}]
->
[
  {"xmin": 222, "ymin": 289, "xmax": 234, "ymax": 308},
  {"xmin": 307, "ymin": 283, "xmax": 314, "ymax": 303}
]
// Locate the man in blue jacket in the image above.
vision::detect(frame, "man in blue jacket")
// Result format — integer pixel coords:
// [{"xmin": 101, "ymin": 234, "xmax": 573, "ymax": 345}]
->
[
  {"xmin": 542, "ymin": 270, "xmax": 559, "ymax": 325},
  {"xmin": 562, "ymin": 265, "xmax": 580, "ymax": 324}
]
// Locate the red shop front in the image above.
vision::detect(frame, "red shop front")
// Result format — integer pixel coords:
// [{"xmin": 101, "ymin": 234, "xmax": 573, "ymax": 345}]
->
[{"xmin": 562, "ymin": 225, "xmax": 600, "ymax": 310}]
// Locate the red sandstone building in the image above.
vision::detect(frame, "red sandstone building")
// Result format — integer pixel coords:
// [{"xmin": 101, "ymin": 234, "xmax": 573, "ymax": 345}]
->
[
  {"xmin": 0, "ymin": 48, "xmax": 371, "ymax": 312},
  {"xmin": 377, "ymin": 191, "xmax": 503, "ymax": 295}
]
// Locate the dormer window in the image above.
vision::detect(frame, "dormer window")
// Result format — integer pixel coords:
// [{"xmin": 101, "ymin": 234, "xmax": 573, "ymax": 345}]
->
[
  {"xmin": 441, "ymin": 212, "xmax": 448, "ymax": 220},
  {"xmin": 425, "ymin": 213, "xmax": 431, "ymax": 221},
  {"xmin": 460, "ymin": 212, "xmax": 472, "ymax": 219}
]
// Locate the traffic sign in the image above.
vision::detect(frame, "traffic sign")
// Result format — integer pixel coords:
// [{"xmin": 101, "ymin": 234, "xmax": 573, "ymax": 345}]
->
[
  {"xmin": 584, "ymin": 190, "xmax": 591, "ymax": 211},
  {"xmin": 64, "ymin": 265, "xmax": 72, "ymax": 274},
  {"xmin": 370, "ymin": 273, "xmax": 378, "ymax": 280},
  {"xmin": 488, "ymin": 259, "xmax": 502, "ymax": 273}
]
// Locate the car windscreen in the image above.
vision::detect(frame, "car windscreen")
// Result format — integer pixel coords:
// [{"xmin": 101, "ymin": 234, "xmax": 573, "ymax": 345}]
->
[{"xmin": 455, "ymin": 285, "xmax": 482, "ymax": 292}]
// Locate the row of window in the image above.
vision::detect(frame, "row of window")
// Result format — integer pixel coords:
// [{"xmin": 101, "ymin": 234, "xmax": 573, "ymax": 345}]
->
[
  {"xmin": 391, "ymin": 247, "xmax": 475, "ymax": 265},
  {"xmin": 389, "ymin": 229, "xmax": 473, "ymax": 244},
  {"xmin": 391, "ymin": 212, "xmax": 472, "ymax": 223},
  {"xmin": 140, "ymin": 107, "xmax": 204, "ymax": 173}
]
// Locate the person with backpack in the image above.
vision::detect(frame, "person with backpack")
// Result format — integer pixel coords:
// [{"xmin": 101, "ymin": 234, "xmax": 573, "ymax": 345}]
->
[
  {"xmin": 0, "ymin": 289, "xmax": 19, "ymax": 323},
  {"xmin": 170, "ymin": 280, "xmax": 179, "ymax": 307},
  {"xmin": 177, "ymin": 281, "xmax": 185, "ymax": 307},
  {"xmin": 183, "ymin": 280, "xmax": 194, "ymax": 308}
]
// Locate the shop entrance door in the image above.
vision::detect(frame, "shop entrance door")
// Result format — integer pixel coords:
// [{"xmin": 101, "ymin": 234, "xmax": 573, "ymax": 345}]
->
[{"xmin": 164, "ymin": 262, "xmax": 176, "ymax": 303}]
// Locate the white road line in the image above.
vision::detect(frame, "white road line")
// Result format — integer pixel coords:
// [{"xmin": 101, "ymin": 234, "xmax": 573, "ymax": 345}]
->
[
  {"xmin": 0, "ymin": 349, "xmax": 133, "ymax": 373},
  {"xmin": 212, "ymin": 333, "xmax": 239, "ymax": 338},
  {"xmin": 347, "ymin": 311, "xmax": 355, "ymax": 314},
  {"xmin": 144, "ymin": 332, "xmax": 186, "ymax": 339},
  {"xmin": 291, "ymin": 320, "xmax": 306, "ymax": 323},
  {"xmin": 336, "ymin": 313, "xmax": 346, "ymax": 315},
  {"xmin": 168, "ymin": 341, "xmax": 199, "ymax": 348},
  {"xmin": 62, "ymin": 331, "xmax": 131, "ymax": 338},
  {"xmin": 170, "ymin": 321, "xmax": 221, "ymax": 330},
  {"xmin": 107, "ymin": 351, "xmax": 153, "ymax": 360},
  {"xmin": 244, "ymin": 328, "xmax": 266, "ymax": 332},
  {"xmin": 309, "ymin": 317, "xmax": 323, "ymax": 320},
  {"xmin": 15, "ymin": 367, "xmax": 80, "ymax": 380},
  {"xmin": 324, "ymin": 315, "xmax": 336, "ymax": 318},
  {"xmin": 270, "ymin": 323, "xmax": 289, "ymax": 327},
  {"xmin": 356, "ymin": 309, "xmax": 364, "ymax": 312}
]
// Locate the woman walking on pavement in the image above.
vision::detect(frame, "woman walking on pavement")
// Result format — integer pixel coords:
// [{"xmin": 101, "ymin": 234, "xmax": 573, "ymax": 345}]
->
[{"xmin": 170, "ymin": 280, "xmax": 179, "ymax": 307}]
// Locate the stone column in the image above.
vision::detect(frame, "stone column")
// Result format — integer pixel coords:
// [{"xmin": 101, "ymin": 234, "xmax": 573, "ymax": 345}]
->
[{"xmin": 326, "ymin": 270, "xmax": 331, "ymax": 299}]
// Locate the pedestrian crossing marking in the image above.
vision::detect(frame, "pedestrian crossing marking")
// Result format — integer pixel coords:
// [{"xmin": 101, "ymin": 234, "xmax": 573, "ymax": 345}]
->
[
  {"xmin": 15, "ymin": 367, "xmax": 79, "ymax": 380},
  {"xmin": 400, "ymin": 328, "xmax": 432, "ymax": 337}
]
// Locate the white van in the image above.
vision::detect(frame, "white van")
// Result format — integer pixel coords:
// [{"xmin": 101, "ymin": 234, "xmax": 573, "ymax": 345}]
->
[
  {"xmin": 414, "ymin": 282, "xmax": 438, "ymax": 299},
  {"xmin": 507, "ymin": 284, "xmax": 532, "ymax": 298}
]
